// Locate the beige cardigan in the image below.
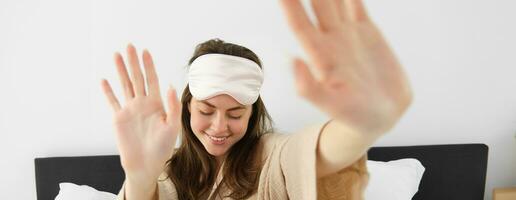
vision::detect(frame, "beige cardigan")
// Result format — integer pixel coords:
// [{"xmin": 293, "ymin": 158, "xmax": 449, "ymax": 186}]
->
[{"xmin": 116, "ymin": 121, "xmax": 369, "ymax": 200}]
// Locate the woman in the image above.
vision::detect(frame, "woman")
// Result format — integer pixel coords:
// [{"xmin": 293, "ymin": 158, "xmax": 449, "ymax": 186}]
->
[{"xmin": 101, "ymin": 0, "xmax": 413, "ymax": 199}]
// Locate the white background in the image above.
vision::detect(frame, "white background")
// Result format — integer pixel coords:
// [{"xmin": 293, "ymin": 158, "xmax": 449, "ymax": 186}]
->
[{"xmin": 1, "ymin": 0, "xmax": 515, "ymax": 199}]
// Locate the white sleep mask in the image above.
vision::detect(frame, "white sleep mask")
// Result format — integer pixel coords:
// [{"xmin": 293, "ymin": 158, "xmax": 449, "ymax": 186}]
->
[{"xmin": 187, "ymin": 54, "xmax": 264, "ymax": 105}]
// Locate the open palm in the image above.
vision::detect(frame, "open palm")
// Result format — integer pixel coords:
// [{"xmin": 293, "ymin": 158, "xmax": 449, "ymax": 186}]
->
[
  {"xmin": 280, "ymin": 0, "xmax": 413, "ymax": 134},
  {"xmin": 101, "ymin": 44, "xmax": 182, "ymax": 181}
]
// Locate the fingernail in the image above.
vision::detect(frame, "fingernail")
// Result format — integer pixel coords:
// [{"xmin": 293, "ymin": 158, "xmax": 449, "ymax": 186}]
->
[{"xmin": 127, "ymin": 43, "xmax": 135, "ymax": 51}]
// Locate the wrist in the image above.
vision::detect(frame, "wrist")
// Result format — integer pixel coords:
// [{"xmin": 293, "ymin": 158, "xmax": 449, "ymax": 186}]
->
[{"xmin": 125, "ymin": 176, "xmax": 157, "ymax": 200}]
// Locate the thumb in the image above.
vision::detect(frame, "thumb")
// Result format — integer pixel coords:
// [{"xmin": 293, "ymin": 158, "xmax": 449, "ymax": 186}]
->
[
  {"xmin": 292, "ymin": 58, "xmax": 321, "ymax": 101},
  {"xmin": 165, "ymin": 85, "xmax": 182, "ymax": 126}
]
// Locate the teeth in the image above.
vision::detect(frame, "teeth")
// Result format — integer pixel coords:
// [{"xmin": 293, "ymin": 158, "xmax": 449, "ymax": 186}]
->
[{"xmin": 207, "ymin": 134, "xmax": 228, "ymax": 141}]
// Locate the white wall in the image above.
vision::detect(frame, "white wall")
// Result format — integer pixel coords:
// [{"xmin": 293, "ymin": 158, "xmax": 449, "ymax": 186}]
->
[{"xmin": 1, "ymin": 0, "xmax": 514, "ymax": 199}]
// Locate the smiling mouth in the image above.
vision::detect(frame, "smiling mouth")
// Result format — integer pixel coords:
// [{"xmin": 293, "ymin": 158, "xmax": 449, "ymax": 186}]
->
[{"xmin": 204, "ymin": 133, "xmax": 230, "ymax": 141}]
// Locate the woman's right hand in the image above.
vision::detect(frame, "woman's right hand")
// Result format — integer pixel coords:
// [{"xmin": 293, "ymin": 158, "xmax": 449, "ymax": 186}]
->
[{"xmin": 100, "ymin": 44, "xmax": 182, "ymax": 183}]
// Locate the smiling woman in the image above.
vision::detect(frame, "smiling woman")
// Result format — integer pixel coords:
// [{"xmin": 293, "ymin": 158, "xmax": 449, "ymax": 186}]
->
[
  {"xmin": 168, "ymin": 39, "xmax": 274, "ymax": 199},
  {"xmin": 101, "ymin": 0, "xmax": 413, "ymax": 199}
]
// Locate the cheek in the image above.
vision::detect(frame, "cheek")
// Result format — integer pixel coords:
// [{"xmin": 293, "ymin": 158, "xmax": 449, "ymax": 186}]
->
[
  {"xmin": 230, "ymin": 121, "xmax": 248, "ymax": 136},
  {"xmin": 229, "ymin": 112, "xmax": 252, "ymax": 135},
  {"xmin": 190, "ymin": 112, "xmax": 210, "ymax": 133}
]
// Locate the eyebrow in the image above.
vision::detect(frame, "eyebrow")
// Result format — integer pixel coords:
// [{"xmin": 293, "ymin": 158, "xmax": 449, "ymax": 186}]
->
[{"xmin": 200, "ymin": 100, "xmax": 246, "ymax": 111}]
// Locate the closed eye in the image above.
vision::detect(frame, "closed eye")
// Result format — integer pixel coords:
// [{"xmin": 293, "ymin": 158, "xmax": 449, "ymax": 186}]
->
[
  {"xmin": 199, "ymin": 111, "xmax": 242, "ymax": 119},
  {"xmin": 200, "ymin": 111, "xmax": 213, "ymax": 116},
  {"xmin": 229, "ymin": 116, "xmax": 242, "ymax": 119}
]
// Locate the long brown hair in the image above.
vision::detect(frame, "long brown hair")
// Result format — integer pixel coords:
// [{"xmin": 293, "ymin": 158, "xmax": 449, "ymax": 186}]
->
[{"xmin": 165, "ymin": 39, "xmax": 274, "ymax": 199}]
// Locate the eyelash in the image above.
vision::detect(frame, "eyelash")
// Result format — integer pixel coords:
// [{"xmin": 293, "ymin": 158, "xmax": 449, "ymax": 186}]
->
[{"xmin": 199, "ymin": 111, "xmax": 242, "ymax": 119}]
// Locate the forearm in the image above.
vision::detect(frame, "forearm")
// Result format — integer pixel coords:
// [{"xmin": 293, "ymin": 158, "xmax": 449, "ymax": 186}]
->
[
  {"xmin": 124, "ymin": 176, "xmax": 158, "ymax": 200},
  {"xmin": 316, "ymin": 119, "xmax": 383, "ymax": 178}
]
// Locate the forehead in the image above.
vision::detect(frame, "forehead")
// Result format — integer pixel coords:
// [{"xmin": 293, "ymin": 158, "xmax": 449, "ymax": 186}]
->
[{"xmin": 193, "ymin": 94, "xmax": 249, "ymax": 110}]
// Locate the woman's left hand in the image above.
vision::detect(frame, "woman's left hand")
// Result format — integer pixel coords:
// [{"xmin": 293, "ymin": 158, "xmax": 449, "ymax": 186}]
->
[{"xmin": 280, "ymin": 0, "xmax": 413, "ymax": 135}]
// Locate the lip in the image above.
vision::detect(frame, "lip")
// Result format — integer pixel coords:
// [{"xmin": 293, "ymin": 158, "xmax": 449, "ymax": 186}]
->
[
  {"xmin": 204, "ymin": 133, "xmax": 229, "ymax": 145},
  {"xmin": 206, "ymin": 134, "xmax": 230, "ymax": 137}
]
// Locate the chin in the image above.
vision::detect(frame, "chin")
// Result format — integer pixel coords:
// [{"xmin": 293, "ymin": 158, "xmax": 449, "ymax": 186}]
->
[
  {"xmin": 204, "ymin": 145, "xmax": 229, "ymax": 157},
  {"xmin": 206, "ymin": 148, "xmax": 226, "ymax": 156}
]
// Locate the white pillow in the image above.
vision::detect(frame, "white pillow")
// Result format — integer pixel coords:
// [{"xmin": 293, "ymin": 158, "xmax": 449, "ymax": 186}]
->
[
  {"xmin": 364, "ymin": 158, "xmax": 425, "ymax": 200},
  {"xmin": 54, "ymin": 182, "xmax": 116, "ymax": 200}
]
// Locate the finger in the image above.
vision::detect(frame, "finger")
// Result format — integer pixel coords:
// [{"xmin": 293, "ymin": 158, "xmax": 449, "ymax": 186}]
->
[
  {"xmin": 310, "ymin": 0, "xmax": 341, "ymax": 31},
  {"xmin": 101, "ymin": 79, "xmax": 122, "ymax": 112},
  {"xmin": 142, "ymin": 49, "xmax": 161, "ymax": 97},
  {"xmin": 279, "ymin": 0, "xmax": 318, "ymax": 46},
  {"xmin": 292, "ymin": 58, "xmax": 322, "ymax": 102},
  {"xmin": 341, "ymin": 0, "xmax": 371, "ymax": 22},
  {"xmin": 166, "ymin": 85, "xmax": 182, "ymax": 126},
  {"xmin": 335, "ymin": 0, "xmax": 350, "ymax": 22},
  {"xmin": 114, "ymin": 52, "xmax": 135, "ymax": 102},
  {"xmin": 126, "ymin": 43, "xmax": 146, "ymax": 96}
]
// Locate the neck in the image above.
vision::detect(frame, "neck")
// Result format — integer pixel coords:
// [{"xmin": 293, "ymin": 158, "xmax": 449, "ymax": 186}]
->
[{"xmin": 215, "ymin": 154, "xmax": 227, "ymax": 173}]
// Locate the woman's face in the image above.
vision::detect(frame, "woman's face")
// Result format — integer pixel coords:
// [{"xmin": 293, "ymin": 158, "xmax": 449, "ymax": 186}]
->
[{"xmin": 188, "ymin": 94, "xmax": 253, "ymax": 158}]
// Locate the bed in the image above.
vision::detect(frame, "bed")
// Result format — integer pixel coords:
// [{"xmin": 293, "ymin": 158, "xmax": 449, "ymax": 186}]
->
[{"xmin": 34, "ymin": 143, "xmax": 488, "ymax": 200}]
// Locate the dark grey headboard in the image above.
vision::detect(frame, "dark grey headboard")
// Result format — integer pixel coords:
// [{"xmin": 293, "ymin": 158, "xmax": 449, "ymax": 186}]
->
[
  {"xmin": 367, "ymin": 143, "xmax": 488, "ymax": 200},
  {"xmin": 34, "ymin": 155, "xmax": 125, "ymax": 200},
  {"xmin": 35, "ymin": 143, "xmax": 488, "ymax": 200}
]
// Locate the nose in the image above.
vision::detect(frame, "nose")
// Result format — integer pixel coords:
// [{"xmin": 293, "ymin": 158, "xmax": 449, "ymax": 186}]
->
[{"xmin": 210, "ymin": 113, "xmax": 229, "ymax": 134}]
